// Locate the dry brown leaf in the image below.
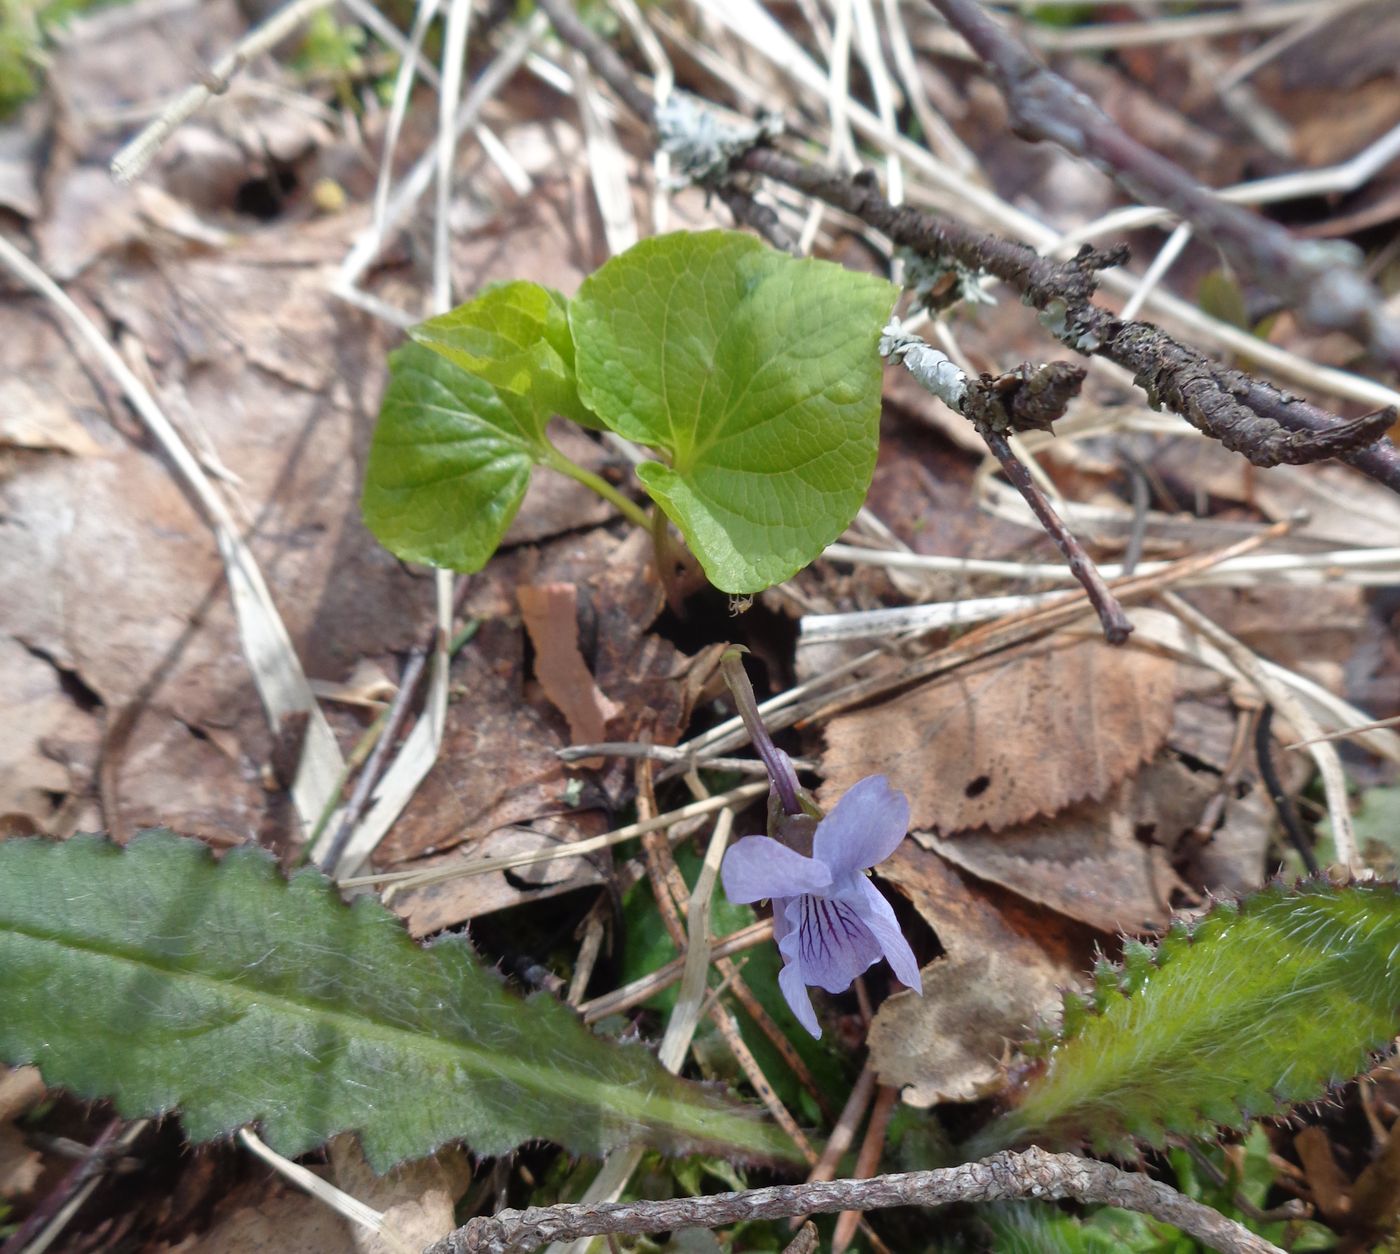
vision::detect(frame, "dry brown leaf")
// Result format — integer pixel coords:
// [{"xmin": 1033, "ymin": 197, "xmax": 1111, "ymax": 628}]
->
[
  {"xmin": 518, "ymin": 582, "xmax": 622, "ymax": 766},
  {"xmin": 916, "ymin": 757, "xmax": 1202, "ymax": 934},
  {"xmin": 390, "ymin": 819, "xmax": 609, "ymax": 936},
  {"xmin": 0, "ymin": 1066, "xmax": 43, "ymax": 1122},
  {"xmin": 1194, "ymin": 783, "xmax": 1275, "ymax": 897},
  {"xmin": 869, "ymin": 845, "xmax": 1084, "ymax": 1105},
  {"xmin": 822, "ymin": 635, "xmax": 1177, "ymax": 834},
  {"xmin": 0, "ymin": 1066, "xmax": 44, "ymax": 1203},
  {"xmin": 0, "ymin": 110, "xmax": 42, "ymax": 219},
  {"xmin": 0, "ymin": 378, "xmax": 106, "ymax": 456},
  {"xmin": 377, "ymin": 530, "xmax": 714, "ymax": 924},
  {"xmin": 329, "ymin": 1135, "xmax": 470, "ymax": 1254},
  {"xmin": 372, "ymin": 615, "xmax": 571, "ymax": 866},
  {"xmin": 0, "ymin": 635, "xmax": 101, "ymax": 832},
  {"xmin": 159, "ymin": 1181, "xmax": 352, "ymax": 1254},
  {"xmin": 0, "ymin": 215, "xmax": 432, "ymax": 848},
  {"xmin": 0, "ymin": 1122, "xmax": 41, "ymax": 1203}
]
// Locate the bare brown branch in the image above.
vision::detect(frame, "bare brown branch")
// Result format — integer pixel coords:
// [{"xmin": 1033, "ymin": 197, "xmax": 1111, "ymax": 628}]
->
[
  {"xmin": 738, "ymin": 151, "xmax": 1400, "ymax": 483},
  {"xmin": 424, "ymin": 1147, "xmax": 1283, "ymax": 1254}
]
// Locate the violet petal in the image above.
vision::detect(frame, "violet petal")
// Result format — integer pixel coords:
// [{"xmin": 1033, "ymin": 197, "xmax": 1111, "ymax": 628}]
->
[
  {"xmin": 721, "ymin": 837, "xmax": 832, "ymax": 904},
  {"xmin": 813, "ymin": 775, "xmax": 911, "ymax": 879},
  {"xmin": 771, "ymin": 895, "xmax": 794, "ymax": 950},
  {"xmin": 851, "ymin": 877, "xmax": 923, "ymax": 993},
  {"xmin": 791, "ymin": 893, "xmax": 884, "ymax": 993},
  {"xmin": 778, "ymin": 959, "xmax": 822, "ymax": 1038}
]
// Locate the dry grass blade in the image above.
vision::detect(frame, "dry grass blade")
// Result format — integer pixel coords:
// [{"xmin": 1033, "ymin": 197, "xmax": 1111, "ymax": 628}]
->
[
  {"xmin": 581, "ymin": 920, "xmax": 774, "ymax": 1023},
  {"xmin": 337, "ymin": 782, "xmax": 767, "ymax": 891},
  {"xmin": 1158, "ymin": 592, "xmax": 1361, "ymax": 872},
  {"xmin": 109, "ymin": 0, "xmax": 334, "ymax": 182}
]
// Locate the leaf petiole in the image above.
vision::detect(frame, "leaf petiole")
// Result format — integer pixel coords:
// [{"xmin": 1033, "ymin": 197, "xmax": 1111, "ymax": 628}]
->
[{"xmin": 541, "ymin": 442, "xmax": 651, "ymax": 530}]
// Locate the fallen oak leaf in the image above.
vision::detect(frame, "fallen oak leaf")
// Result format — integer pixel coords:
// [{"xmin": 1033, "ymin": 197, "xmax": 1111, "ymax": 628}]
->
[
  {"xmin": 822, "ymin": 635, "xmax": 1176, "ymax": 833},
  {"xmin": 916, "ymin": 757, "xmax": 1201, "ymax": 934}
]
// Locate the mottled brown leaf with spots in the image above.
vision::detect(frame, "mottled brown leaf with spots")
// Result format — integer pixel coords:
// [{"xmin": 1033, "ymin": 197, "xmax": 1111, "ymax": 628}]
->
[{"xmin": 821, "ymin": 635, "xmax": 1176, "ymax": 833}]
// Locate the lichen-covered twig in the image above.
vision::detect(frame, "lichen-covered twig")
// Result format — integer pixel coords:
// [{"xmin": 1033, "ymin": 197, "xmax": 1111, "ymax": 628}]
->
[
  {"xmin": 423, "ymin": 1147, "xmax": 1284, "ymax": 1254},
  {"xmin": 881, "ymin": 325, "xmax": 1131, "ymax": 643},
  {"xmin": 738, "ymin": 151, "xmax": 1398, "ymax": 483},
  {"xmin": 927, "ymin": 0, "xmax": 1400, "ymax": 375}
]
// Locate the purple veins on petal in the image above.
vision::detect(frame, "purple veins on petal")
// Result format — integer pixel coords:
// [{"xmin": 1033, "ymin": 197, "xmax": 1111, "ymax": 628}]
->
[
  {"xmin": 718, "ymin": 772, "xmax": 920, "ymax": 1041},
  {"xmin": 792, "ymin": 894, "xmax": 885, "ymax": 994}
]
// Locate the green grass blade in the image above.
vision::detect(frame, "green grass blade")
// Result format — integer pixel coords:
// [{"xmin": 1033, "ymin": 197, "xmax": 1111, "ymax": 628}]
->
[{"xmin": 0, "ymin": 832, "xmax": 795, "ymax": 1171}]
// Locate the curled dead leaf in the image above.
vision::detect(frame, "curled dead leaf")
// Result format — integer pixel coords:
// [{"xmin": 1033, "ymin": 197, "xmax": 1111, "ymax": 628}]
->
[
  {"xmin": 519, "ymin": 581, "xmax": 622, "ymax": 768},
  {"xmin": 869, "ymin": 846, "xmax": 1084, "ymax": 1106}
]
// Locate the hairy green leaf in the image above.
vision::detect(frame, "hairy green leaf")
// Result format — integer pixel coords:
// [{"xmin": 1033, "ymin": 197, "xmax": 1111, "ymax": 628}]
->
[
  {"xmin": 570, "ymin": 231, "xmax": 898, "ymax": 593},
  {"xmin": 978, "ymin": 880, "xmax": 1400, "ymax": 1156},
  {"xmin": 0, "ymin": 832, "xmax": 795, "ymax": 1171},
  {"xmin": 410, "ymin": 280, "xmax": 596, "ymax": 429},
  {"xmin": 361, "ymin": 341, "xmax": 551, "ymax": 571}
]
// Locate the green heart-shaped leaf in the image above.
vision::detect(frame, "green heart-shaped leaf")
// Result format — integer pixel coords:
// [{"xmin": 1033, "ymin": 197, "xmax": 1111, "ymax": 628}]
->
[
  {"xmin": 410, "ymin": 280, "xmax": 596, "ymax": 429},
  {"xmin": 570, "ymin": 231, "xmax": 898, "ymax": 593},
  {"xmin": 361, "ymin": 342, "xmax": 548, "ymax": 571}
]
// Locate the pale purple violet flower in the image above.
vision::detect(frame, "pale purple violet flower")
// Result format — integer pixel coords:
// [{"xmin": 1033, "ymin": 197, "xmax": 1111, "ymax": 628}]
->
[{"xmin": 720, "ymin": 773, "xmax": 922, "ymax": 1038}]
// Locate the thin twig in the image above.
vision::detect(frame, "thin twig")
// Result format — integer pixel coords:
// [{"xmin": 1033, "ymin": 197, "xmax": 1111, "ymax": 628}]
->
[
  {"xmin": 1254, "ymin": 706, "xmax": 1320, "ymax": 876},
  {"xmin": 110, "ymin": 0, "xmax": 334, "ymax": 182},
  {"xmin": 537, "ymin": 0, "xmax": 1400, "ymax": 490},
  {"xmin": 426, "ymin": 1146, "xmax": 1284, "ymax": 1254},
  {"xmin": 831, "ymin": 1083, "xmax": 899, "ymax": 1254},
  {"xmin": 803, "ymin": 1062, "xmax": 877, "ymax": 1191},
  {"xmin": 982, "ymin": 428, "xmax": 1131, "ymax": 643},
  {"xmin": 316, "ymin": 648, "xmax": 427, "ymax": 874},
  {"xmin": 558, "ymin": 741, "xmax": 815, "ymax": 775},
  {"xmin": 738, "ymin": 149, "xmax": 1398, "ymax": 483},
  {"xmin": 781, "ymin": 1222, "xmax": 820, "ymax": 1254},
  {"xmin": 336, "ymin": 781, "xmax": 768, "ymax": 891},
  {"xmin": 0, "ymin": 1119, "xmax": 139, "ymax": 1254},
  {"xmin": 1159, "ymin": 591, "xmax": 1360, "ymax": 871},
  {"xmin": 580, "ymin": 919, "xmax": 773, "ymax": 1023},
  {"xmin": 881, "ymin": 326, "xmax": 1128, "ymax": 642},
  {"xmin": 708, "ymin": 1001, "xmax": 818, "ymax": 1165}
]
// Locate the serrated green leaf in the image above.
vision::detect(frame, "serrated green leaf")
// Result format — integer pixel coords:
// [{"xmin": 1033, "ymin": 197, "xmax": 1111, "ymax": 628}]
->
[
  {"xmin": 410, "ymin": 281, "xmax": 597, "ymax": 429},
  {"xmin": 571, "ymin": 230, "xmax": 898, "ymax": 593},
  {"xmin": 0, "ymin": 832, "xmax": 796, "ymax": 1171},
  {"xmin": 978, "ymin": 880, "xmax": 1400, "ymax": 1156},
  {"xmin": 361, "ymin": 341, "xmax": 552, "ymax": 571}
]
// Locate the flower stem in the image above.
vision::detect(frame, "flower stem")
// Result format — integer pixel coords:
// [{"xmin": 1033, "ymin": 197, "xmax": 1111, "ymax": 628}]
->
[
  {"xmin": 541, "ymin": 443, "xmax": 652, "ymax": 530},
  {"xmin": 720, "ymin": 648, "xmax": 802, "ymax": 816}
]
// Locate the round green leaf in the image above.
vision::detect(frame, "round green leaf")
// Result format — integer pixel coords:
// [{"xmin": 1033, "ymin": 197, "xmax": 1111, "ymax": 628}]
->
[
  {"xmin": 410, "ymin": 281, "xmax": 597, "ymax": 429},
  {"xmin": 570, "ymin": 231, "xmax": 898, "ymax": 593},
  {"xmin": 361, "ymin": 342, "xmax": 548, "ymax": 571}
]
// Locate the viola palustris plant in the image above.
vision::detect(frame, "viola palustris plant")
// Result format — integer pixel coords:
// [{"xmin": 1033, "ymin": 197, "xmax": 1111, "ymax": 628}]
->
[{"xmin": 715, "ymin": 649, "xmax": 921, "ymax": 1037}]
